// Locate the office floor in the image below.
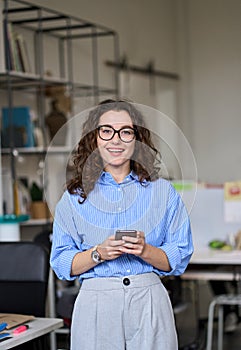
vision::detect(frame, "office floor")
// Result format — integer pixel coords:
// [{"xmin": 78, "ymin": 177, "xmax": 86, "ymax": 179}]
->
[
  {"xmin": 176, "ymin": 280, "xmax": 241, "ymax": 350},
  {"xmin": 55, "ymin": 281, "xmax": 241, "ymax": 350}
]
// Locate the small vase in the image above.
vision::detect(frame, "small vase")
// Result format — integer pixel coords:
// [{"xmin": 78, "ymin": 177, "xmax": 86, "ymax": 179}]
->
[{"xmin": 45, "ymin": 99, "xmax": 67, "ymax": 145}]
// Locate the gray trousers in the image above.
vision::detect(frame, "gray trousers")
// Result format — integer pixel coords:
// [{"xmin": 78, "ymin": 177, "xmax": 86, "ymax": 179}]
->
[{"xmin": 71, "ymin": 272, "xmax": 178, "ymax": 350}]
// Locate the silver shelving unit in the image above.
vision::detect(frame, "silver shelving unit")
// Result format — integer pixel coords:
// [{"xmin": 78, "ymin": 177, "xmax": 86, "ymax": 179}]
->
[{"xmin": 0, "ymin": 0, "xmax": 120, "ymax": 217}]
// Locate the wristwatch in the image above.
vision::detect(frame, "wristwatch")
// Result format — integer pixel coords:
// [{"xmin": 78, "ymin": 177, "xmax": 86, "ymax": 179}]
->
[{"xmin": 91, "ymin": 245, "xmax": 104, "ymax": 264}]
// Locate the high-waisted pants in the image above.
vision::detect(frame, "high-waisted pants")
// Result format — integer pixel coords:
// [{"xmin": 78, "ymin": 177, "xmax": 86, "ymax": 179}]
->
[{"xmin": 71, "ymin": 272, "xmax": 178, "ymax": 350}]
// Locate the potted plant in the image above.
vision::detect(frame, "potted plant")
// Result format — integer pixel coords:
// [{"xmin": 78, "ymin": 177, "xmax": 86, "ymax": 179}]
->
[{"xmin": 30, "ymin": 182, "xmax": 51, "ymax": 219}]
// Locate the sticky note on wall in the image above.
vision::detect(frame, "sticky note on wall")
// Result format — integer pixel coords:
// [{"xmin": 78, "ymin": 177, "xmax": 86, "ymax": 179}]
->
[{"xmin": 224, "ymin": 181, "xmax": 241, "ymax": 222}]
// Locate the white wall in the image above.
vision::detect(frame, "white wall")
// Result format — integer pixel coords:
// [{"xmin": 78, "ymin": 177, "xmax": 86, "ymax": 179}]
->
[
  {"xmin": 28, "ymin": 0, "xmax": 177, "ymax": 73},
  {"xmin": 182, "ymin": 0, "xmax": 241, "ymax": 183}
]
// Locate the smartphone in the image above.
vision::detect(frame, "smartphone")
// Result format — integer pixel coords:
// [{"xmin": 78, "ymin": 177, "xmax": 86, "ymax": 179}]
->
[{"xmin": 115, "ymin": 230, "xmax": 137, "ymax": 240}]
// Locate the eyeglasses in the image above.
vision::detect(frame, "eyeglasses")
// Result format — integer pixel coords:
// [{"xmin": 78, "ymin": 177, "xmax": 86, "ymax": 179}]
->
[{"xmin": 97, "ymin": 125, "xmax": 136, "ymax": 143}]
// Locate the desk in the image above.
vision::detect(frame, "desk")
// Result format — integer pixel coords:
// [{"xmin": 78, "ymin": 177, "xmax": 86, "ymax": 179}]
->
[
  {"xmin": 185, "ymin": 248, "xmax": 241, "ymax": 299},
  {"xmin": 0, "ymin": 317, "xmax": 63, "ymax": 350},
  {"xmin": 189, "ymin": 248, "xmax": 241, "ymax": 265},
  {"xmin": 183, "ymin": 248, "xmax": 241, "ymax": 281}
]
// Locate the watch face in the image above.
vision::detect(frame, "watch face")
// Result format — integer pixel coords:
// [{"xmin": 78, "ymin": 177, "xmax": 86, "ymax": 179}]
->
[{"xmin": 92, "ymin": 250, "xmax": 101, "ymax": 263}]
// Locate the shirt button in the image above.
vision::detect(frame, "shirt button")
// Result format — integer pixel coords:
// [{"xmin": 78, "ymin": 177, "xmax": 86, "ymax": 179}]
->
[
  {"xmin": 118, "ymin": 207, "xmax": 122, "ymax": 211},
  {"xmin": 123, "ymin": 278, "xmax": 130, "ymax": 286}
]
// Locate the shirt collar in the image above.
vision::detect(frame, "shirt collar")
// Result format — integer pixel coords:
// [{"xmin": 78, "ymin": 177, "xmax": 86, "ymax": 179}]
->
[{"xmin": 98, "ymin": 170, "xmax": 140, "ymax": 185}]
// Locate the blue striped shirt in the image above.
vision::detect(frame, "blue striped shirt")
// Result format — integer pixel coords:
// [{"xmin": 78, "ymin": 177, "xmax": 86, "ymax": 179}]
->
[{"xmin": 50, "ymin": 171, "xmax": 193, "ymax": 282}]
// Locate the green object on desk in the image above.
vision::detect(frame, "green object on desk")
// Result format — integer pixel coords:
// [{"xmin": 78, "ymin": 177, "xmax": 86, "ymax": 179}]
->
[
  {"xmin": 0, "ymin": 214, "xmax": 29, "ymax": 223},
  {"xmin": 172, "ymin": 182, "xmax": 193, "ymax": 191},
  {"xmin": 208, "ymin": 239, "xmax": 232, "ymax": 251}
]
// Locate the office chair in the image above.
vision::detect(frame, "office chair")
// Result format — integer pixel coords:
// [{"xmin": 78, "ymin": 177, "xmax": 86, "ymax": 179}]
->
[
  {"xmin": 206, "ymin": 294, "xmax": 241, "ymax": 350},
  {"xmin": 0, "ymin": 241, "xmax": 50, "ymax": 349}
]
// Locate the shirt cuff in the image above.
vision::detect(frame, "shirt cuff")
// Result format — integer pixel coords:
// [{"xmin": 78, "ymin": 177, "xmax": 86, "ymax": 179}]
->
[
  {"xmin": 53, "ymin": 249, "xmax": 79, "ymax": 281},
  {"xmin": 160, "ymin": 244, "xmax": 182, "ymax": 274}
]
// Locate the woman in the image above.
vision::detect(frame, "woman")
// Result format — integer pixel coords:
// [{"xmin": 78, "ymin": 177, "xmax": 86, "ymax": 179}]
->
[{"xmin": 50, "ymin": 99, "xmax": 193, "ymax": 350}]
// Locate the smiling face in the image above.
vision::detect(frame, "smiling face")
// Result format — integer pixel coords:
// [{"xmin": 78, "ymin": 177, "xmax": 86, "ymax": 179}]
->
[{"xmin": 97, "ymin": 110, "xmax": 136, "ymax": 179}]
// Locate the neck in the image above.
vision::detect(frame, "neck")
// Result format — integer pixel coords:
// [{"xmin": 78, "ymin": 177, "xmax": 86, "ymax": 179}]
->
[{"xmin": 104, "ymin": 163, "xmax": 130, "ymax": 183}]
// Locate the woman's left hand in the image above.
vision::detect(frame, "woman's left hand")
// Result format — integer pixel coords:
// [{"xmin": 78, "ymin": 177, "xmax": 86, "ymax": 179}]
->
[{"xmin": 120, "ymin": 231, "xmax": 146, "ymax": 257}]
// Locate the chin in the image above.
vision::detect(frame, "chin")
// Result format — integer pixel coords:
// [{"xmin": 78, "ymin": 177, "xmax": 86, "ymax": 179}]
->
[
  {"xmin": 108, "ymin": 160, "xmax": 127, "ymax": 167},
  {"xmin": 105, "ymin": 157, "xmax": 129, "ymax": 167}
]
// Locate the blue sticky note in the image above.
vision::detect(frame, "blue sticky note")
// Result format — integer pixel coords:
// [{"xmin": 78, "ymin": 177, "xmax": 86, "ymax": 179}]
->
[
  {"xmin": 0, "ymin": 322, "xmax": 7, "ymax": 331},
  {"xmin": 0, "ymin": 332, "xmax": 11, "ymax": 339}
]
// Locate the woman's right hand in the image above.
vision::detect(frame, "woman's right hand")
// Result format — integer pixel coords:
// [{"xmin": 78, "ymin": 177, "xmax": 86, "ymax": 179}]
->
[
  {"xmin": 71, "ymin": 234, "xmax": 125, "ymax": 276},
  {"xmin": 97, "ymin": 235, "xmax": 125, "ymax": 261}
]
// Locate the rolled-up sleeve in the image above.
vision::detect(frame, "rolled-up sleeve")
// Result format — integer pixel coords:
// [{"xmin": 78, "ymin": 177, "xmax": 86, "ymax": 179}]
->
[
  {"xmin": 157, "ymin": 185, "xmax": 193, "ymax": 276},
  {"xmin": 50, "ymin": 192, "xmax": 82, "ymax": 281}
]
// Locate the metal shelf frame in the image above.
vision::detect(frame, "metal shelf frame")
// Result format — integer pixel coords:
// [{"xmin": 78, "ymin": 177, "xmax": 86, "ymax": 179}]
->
[
  {"xmin": 1, "ymin": 0, "xmax": 120, "ymax": 99},
  {"xmin": 0, "ymin": 0, "xmax": 120, "ymax": 216}
]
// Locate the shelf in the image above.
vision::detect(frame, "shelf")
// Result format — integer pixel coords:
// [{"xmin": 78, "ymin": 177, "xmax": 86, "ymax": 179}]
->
[
  {"xmin": 5, "ymin": 0, "xmax": 115, "ymax": 39},
  {"xmin": 0, "ymin": 214, "xmax": 29, "ymax": 223},
  {"xmin": 0, "ymin": 71, "xmax": 118, "ymax": 96},
  {"xmin": 1, "ymin": 0, "xmax": 119, "ymax": 97},
  {"xmin": 20, "ymin": 218, "xmax": 52, "ymax": 226},
  {"xmin": 106, "ymin": 59, "xmax": 180, "ymax": 81},
  {"xmin": 0, "ymin": 71, "xmax": 68, "ymax": 90},
  {"xmin": 1, "ymin": 146, "xmax": 72, "ymax": 155}
]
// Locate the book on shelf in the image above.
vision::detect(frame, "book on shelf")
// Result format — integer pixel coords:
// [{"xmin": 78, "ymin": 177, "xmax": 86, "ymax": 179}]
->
[
  {"xmin": 5, "ymin": 21, "xmax": 19, "ymax": 71},
  {"xmin": 15, "ymin": 33, "xmax": 32, "ymax": 73},
  {"xmin": 15, "ymin": 33, "xmax": 25, "ymax": 72},
  {"xmin": 0, "ymin": 1, "xmax": 5, "ymax": 72},
  {"xmin": 3, "ymin": 19, "xmax": 14, "ymax": 70},
  {"xmin": 3, "ymin": 19, "xmax": 31, "ymax": 73},
  {"xmin": 1, "ymin": 106, "xmax": 35, "ymax": 148}
]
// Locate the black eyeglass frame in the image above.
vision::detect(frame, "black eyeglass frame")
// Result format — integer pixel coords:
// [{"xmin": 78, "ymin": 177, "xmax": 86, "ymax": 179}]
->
[{"xmin": 97, "ymin": 125, "xmax": 137, "ymax": 143}]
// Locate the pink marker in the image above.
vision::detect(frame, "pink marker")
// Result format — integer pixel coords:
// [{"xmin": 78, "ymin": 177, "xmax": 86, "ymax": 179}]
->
[{"xmin": 13, "ymin": 325, "xmax": 29, "ymax": 335}]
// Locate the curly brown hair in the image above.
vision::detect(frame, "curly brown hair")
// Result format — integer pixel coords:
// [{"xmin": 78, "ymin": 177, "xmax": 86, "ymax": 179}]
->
[{"xmin": 67, "ymin": 99, "xmax": 162, "ymax": 202}]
